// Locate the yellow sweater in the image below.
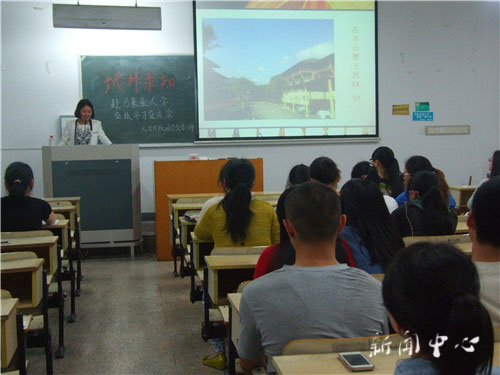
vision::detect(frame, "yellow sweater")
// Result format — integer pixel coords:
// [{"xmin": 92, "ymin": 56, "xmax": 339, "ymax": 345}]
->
[{"xmin": 194, "ymin": 199, "xmax": 280, "ymax": 248}]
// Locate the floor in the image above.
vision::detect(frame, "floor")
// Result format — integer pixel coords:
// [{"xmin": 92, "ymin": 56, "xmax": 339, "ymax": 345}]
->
[{"xmin": 26, "ymin": 251, "xmax": 222, "ymax": 375}]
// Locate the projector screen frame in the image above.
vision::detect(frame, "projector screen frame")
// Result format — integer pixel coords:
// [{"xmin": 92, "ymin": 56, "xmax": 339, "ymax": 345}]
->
[{"xmin": 192, "ymin": 1, "xmax": 379, "ymax": 144}]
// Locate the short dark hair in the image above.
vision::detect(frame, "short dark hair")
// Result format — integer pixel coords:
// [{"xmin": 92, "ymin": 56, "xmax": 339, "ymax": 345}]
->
[
  {"xmin": 74, "ymin": 99, "xmax": 95, "ymax": 119},
  {"xmin": 286, "ymin": 164, "xmax": 310, "ymax": 188},
  {"xmin": 351, "ymin": 161, "xmax": 373, "ymax": 179},
  {"xmin": 383, "ymin": 242, "xmax": 493, "ymax": 375},
  {"xmin": 472, "ymin": 176, "xmax": 500, "ymax": 247},
  {"xmin": 309, "ymin": 156, "xmax": 340, "ymax": 185},
  {"xmin": 285, "ymin": 181, "xmax": 341, "ymax": 243},
  {"xmin": 4, "ymin": 162, "xmax": 34, "ymax": 206}
]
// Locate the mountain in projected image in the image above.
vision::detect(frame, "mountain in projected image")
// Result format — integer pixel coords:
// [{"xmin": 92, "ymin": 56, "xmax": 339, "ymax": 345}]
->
[{"xmin": 202, "ymin": 18, "xmax": 335, "ymax": 121}]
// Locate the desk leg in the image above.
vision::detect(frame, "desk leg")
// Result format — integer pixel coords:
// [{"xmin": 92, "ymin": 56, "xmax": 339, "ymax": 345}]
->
[
  {"xmin": 16, "ymin": 313, "xmax": 27, "ymax": 375},
  {"xmin": 189, "ymin": 238, "xmax": 202, "ymax": 303},
  {"xmin": 227, "ymin": 305, "xmax": 236, "ymax": 375},
  {"xmin": 55, "ymin": 256, "xmax": 65, "ymax": 359},
  {"xmin": 68, "ymin": 226, "xmax": 76, "ymax": 323},
  {"xmin": 75, "ymin": 212, "xmax": 82, "ymax": 295},
  {"xmin": 201, "ymin": 267, "xmax": 210, "ymax": 342},
  {"xmin": 42, "ymin": 270, "xmax": 54, "ymax": 375}
]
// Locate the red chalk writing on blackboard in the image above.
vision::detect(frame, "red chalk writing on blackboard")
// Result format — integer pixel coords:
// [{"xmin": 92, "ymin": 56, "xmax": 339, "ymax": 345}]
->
[{"xmin": 104, "ymin": 72, "xmax": 176, "ymax": 94}]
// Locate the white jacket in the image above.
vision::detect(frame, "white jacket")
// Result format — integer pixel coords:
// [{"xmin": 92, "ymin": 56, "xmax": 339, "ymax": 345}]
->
[{"xmin": 59, "ymin": 119, "xmax": 112, "ymax": 146}]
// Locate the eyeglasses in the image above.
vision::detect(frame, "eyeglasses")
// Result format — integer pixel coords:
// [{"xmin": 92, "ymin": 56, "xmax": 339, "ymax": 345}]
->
[
  {"xmin": 403, "ymin": 173, "xmax": 411, "ymax": 177},
  {"xmin": 489, "ymin": 158, "xmax": 493, "ymax": 162}
]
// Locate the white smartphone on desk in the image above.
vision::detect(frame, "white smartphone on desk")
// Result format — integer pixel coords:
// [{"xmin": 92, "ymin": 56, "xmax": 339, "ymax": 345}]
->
[{"xmin": 339, "ymin": 352, "xmax": 375, "ymax": 372}]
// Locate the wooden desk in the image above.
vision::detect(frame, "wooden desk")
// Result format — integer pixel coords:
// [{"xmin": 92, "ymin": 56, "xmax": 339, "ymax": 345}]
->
[
  {"xmin": 50, "ymin": 204, "xmax": 76, "ymax": 235},
  {"xmin": 450, "ymin": 185, "xmax": 476, "ymax": 214},
  {"xmin": 191, "ymin": 233, "xmax": 214, "ymax": 271},
  {"xmin": 47, "ymin": 200, "xmax": 82, "ymax": 295},
  {"xmin": 44, "ymin": 196, "xmax": 81, "ymax": 218},
  {"xmin": 43, "ymin": 219, "xmax": 70, "ymax": 252},
  {"xmin": 228, "ymin": 293, "xmax": 241, "ymax": 344},
  {"xmin": 42, "ymin": 219, "xmax": 76, "ymax": 323},
  {"xmin": 228, "ymin": 293, "xmax": 242, "ymax": 375},
  {"xmin": 1, "ymin": 237, "xmax": 58, "ymax": 276},
  {"xmin": 205, "ymin": 254, "xmax": 259, "ymax": 306},
  {"xmin": 272, "ymin": 342, "xmax": 500, "ymax": 374},
  {"xmin": 1, "ymin": 298, "xmax": 19, "ymax": 368},
  {"xmin": 455, "ymin": 220, "xmax": 468, "ymax": 234},
  {"xmin": 0, "ymin": 258, "xmax": 44, "ymax": 308},
  {"xmin": 273, "ymin": 350, "xmax": 409, "ymax": 374}
]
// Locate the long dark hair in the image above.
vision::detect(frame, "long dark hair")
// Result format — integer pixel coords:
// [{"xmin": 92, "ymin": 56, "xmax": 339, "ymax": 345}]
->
[
  {"xmin": 4, "ymin": 162, "xmax": 34, "ymax": 206},
  {"xmin": 269, "ymin": 188, "xmax": 296, "ymax": 270},
  {"xmin": 286, "ymin": 164, "xmax": 310, "ymax": 188},
  {"xmin": 340, "ymin": 179, "xmax": 404, "ymax": 269},
  {"xmin": 405, "ymin": 156, "xmax": 450, "ymax": 205},
  {"xmin": 383, "ymin": 242, "xmax": 493, "ymax": 375},
  {"xmin": 219, "ymin": 158, "xmax": 255, "ymax": 243},
  {"xmin": 410, "ymin": 171, "xmax": 454, "ymax": 235},
  {"xmin": 489, "ymin": 150, "xmax": 500, "ymax": 178},
  {"xmin": 371, "ymin": 146, "xmax": 403, "ymax": 197}
]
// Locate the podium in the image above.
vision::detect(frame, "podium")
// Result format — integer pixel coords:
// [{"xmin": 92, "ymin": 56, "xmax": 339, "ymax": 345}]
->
[{"xmin": 42, "ymin": 145, "xmax": 142, "ymax": 256}]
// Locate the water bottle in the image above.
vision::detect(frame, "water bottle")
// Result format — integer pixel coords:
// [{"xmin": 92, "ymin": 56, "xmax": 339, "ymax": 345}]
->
[{"xmin": 49, "ymin": 135, "xmax": 54, "ymax": 146}]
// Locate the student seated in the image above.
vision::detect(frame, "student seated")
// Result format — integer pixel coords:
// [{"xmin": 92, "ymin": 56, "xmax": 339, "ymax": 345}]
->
[
  {"xmin": 351, "ymin": 161, "xmax": 398, "ymax": 213},
  {"xmin": 1, "ymin": 162, "xmax": 56, "ymax": 232},
  {"xmin": 396, "ymin": 155, "xmax": 455, "ymax": 209},
  {"xmin": 467, "ymin": 150, "xmax": 500, "ymax": 209},
  {"xmin": 370, "ymin": 146, "xmax": 404, "ymax": 198},
  {"xmin": 383, "ymin": 242, "xmax": 495, "ymax": 375},
  {"xmin": 339, "ymin": 179, "xmax": 404, "ymax": 273},
  {"xmin": 253, "ymin": 187, "xmax": 356, "ymax": 279},
  {"xmin": 238, "ymin": 182, "xmax": 388, "ymax": 374},
  {"xmin": 285, "ymin": 164, "xmax": 310, "ymax": 189},
  {"xmin": 194, "ymin": 158, "xmax": 280, "ymax": 247},
  {"xmin": 253, "ymin": 188, "xmax": 295, "ymax": 279},
  {"xmin": 468, "ymin": 176, "xmax": 500, "ymax": 326},
  {"xmin": 391, "ymin": 170, "xmax": 457, "ymax": 237},
  {"xmin": 198, "ymin": 158, "xmax": 234, "ymax": 221},
  {"xmin": 309, "ymin": 156, "xmax": 341, "ymax": 190}
]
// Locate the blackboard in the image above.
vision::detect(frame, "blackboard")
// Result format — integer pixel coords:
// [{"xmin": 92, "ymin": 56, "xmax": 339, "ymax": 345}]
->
[{"xmin": 81, "ymin": 55, "xmax": 196, "ymax": 144}]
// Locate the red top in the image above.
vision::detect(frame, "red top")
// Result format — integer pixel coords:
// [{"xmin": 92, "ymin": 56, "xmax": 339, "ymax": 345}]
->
[
  {"xmin": 253, "ymin": 244, "xmax": 280, "ymax": 279},
  {"xmin": 253, "ymin": 239, "xmax": 356, "ymax": 280}
]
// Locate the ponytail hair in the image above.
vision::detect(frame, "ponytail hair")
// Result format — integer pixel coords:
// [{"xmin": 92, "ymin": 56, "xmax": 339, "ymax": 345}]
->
[
  {"xmin": 4, "ymin": 162, "xmax": 33, "ymax": 207},
  {"xmin": 220, "ymin": 159, "xmax": 255, "ymax": 243},
  {"xmin": 410, "ymin": 170, "xmax": 454, "ymax": 235},
  {"xmin": 383, "ymin": 242, "xmax": 493, "ymax": 375},
  {"xmin": 371, "ymin": 146, "xmax": 403, "ymax": 197}
]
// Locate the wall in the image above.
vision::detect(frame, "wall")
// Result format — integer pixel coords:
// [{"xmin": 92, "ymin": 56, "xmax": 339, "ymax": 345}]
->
[{"xmin": 2, "ymin": 1, "xmax": 499, "ymax": 214}]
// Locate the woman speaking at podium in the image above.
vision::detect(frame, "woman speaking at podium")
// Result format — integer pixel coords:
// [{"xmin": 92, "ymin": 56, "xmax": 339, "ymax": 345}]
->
[{"xmin": 60, "ymin": 99, "xmax": 112, "ymax": 145}]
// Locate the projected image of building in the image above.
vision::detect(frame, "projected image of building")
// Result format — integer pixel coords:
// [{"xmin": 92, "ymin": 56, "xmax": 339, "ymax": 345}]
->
[{"xmin": 279, "ymin": 53, "xmax": 335, "ymax": 119}]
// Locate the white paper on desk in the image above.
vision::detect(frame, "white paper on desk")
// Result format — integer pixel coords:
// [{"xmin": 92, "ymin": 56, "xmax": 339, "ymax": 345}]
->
[{"xmin": 42, "ymin": 219, "xmax": 59, "ymax": 225}]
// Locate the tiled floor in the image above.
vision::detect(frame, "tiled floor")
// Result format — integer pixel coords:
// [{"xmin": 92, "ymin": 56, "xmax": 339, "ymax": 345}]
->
[{"xmin": 26, "ymin": 252, "xmax": 221, "ymax": 375}]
